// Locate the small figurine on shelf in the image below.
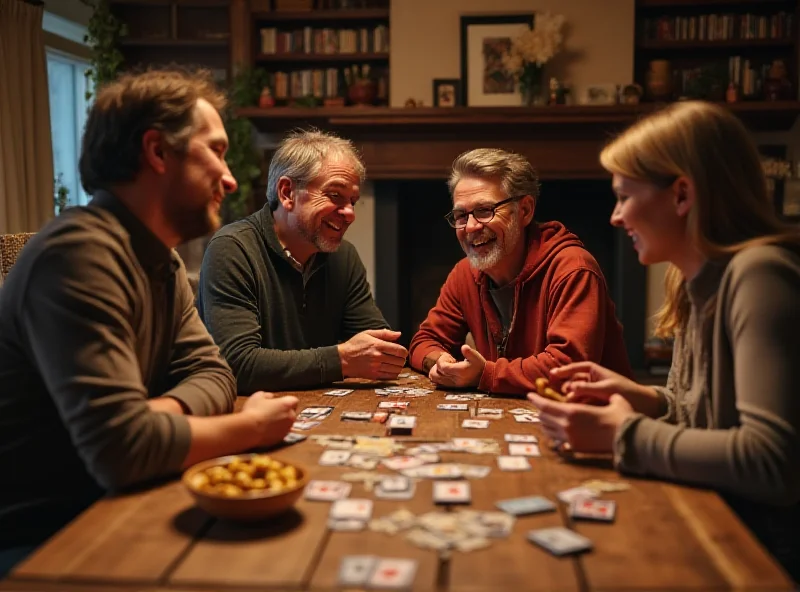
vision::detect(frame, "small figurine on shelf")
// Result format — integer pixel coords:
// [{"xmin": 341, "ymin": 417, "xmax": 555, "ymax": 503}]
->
[
  {"xmin": 258, "ymin": 86, "xmax": 275, "ymax": 109},
  {"xmin": 764, "ymin": 60, "xmax": 793, "ymax": 101},
  {"xmin": 345, "ymin": 64, "xmax": 377, "ymax": 106},
  {"xmin": 548, "ymin": 77, "xmax": 568, "ymax": 105}
]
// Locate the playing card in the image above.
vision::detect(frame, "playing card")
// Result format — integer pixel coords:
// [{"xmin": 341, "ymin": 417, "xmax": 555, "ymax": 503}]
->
[
  {"xmin": 433, "ymin": 480, "xmax": 471, "ymax": 504},
  {"xmin": 569, "ymin": 498, "xmax": 617, "ymax": 522},
  {"xmin": 328, "ymin": 518, "xmax": 366, "ymax": 531},
  {"xmin": 366, "ymin": 558, "xmax": 418, "ymax": 589},
  {"xmin": 330, "ymin": 498, "xmax": 373, "ymax": 521},
  {"xmin": 387, "ymin": 415, "xmax": 416, "ymax": 434},
  {"xmin": 462, "ymin": 419, "xmax": 489, "ymax": 429},
  {"xmin": 379, "ymin": 401, "xmax": 410, "ymax": 409},
  {"xmin": 557, "ymin": 486, "xmax": 599, "ymax": 504},
  {"xmin": 346, "ymin": 453, "xmax": 380, "ymax": 470},
  {"xmin": 338, "ymin": 555, "xmax": 378, "ymax": 587},
  {"xmin": 291, "ymin": 420, "xmax": 320, "ymax": 430},
  {"xmin": 437, "ymin": 403, "xmax": 469, "ymax": 411},
  {"xmin": 297, "ymin": 406, "xmax": 334, "ymax": 420},
  {"xmin": 381, "ymin": 456, "xmax": 425, "ymax": 471},
  {"xmin": 497, "ymin": 455, "xmax": 531, "ymax": 471},
  {"xmin": 319, "ymin": 450, "xmax": 352, "ymax": 466},
  {"xmin": 371, "ymin": 411, "xmax": 390, "ymax": 423},
  {"xmin": 527, "ymin": 527, "xmax": 593, "ymax": 556},
  {"xmin": 509, "ymin": 407, "xmax": 536, "ymax": 415},
  {"xmin": 513, "ymin": 413, "xmax": 540, "ymax": 423},
  {"xmin": 403, "ymin": 463, "xmax": 463, "ymax": 479},
  {"xmin": 374, "ymin": 480, "xmax": 416, "ymax": 500},
  {"xmin": 479, "ymin": 512, "xmax": 516, "ymax": 538},
  {"xmin": 495, "ymin": 495, "xmax": 556, "ymax": 516},
  {"xmin": 325, "ymin": 389, "xmax": 354, "ymax": 396},
  {"xmin": 504, "ymin": 434, "xmax": 538, "ymax": 443},
  {"xmin": 476, "ymin": 408, "xmax": 503, "ymax": 419},
  {"xmin": 341, "ymin": 411, "xmax": 374, "ymax": 421},
  {"xmin": 304, "ymin": 480, "xmax": 352, "ymax": 501},
  {"xmin": 508, "ymin": 442, "xmax": 541, "ymax": 457},
  {"xmin": 282, "ymin": 432, "xmax": 307, "ymax": 444}
]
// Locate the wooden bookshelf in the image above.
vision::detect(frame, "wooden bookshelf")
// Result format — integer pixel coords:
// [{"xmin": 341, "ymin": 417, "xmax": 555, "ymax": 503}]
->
[
  {"xmin": 634, "ymin": 0, "xmax": 799, "ymax": 102},
  {"xmin": 254, "ymin": 51, "xmax": 388, "ymax": 62},
  {"xmin": 251, "ymin": 8, "xmax": 389, "ymax": 21}
]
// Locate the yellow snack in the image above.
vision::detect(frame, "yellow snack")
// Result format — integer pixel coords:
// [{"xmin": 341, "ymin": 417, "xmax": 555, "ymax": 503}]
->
[
  {"xmin": 535, "ymin": 377, "xmax": 550, "ymax": 395},
  {"xmin": 543, "ymin": 387, "xmax": 567, "ymax": 403}
]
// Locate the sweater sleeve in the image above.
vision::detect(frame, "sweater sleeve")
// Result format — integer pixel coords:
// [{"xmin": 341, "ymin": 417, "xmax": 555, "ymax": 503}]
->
[
  {"xmin": 409, "ymin": 265, "xmax": 470, "ymax": 371},
  {"xmin": 615, "ymin": 252, "xmax": 800, "ymax": 505},
  {"xmin": 479, "ymin": 268, "xmax": 613, "ymax": 395},
  {"xmin": 21, "ymin": 238, "xmax": 192, "ymax": 491},
  {"xmin": 340, "ymin": 243, "xmax": 390, "ymax": 339},
  {"xmin": 160, "ymin": 258, "xmax": 237, "ymax": 415},
  {"xmin": 199, "ymin": 234, "xmax": 341, "ymax": 392}
]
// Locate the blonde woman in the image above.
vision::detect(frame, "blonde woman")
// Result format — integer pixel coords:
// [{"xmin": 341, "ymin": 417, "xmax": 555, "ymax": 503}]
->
[{"xmin": 528, "ymin": 101, "xmax": 800, "ymax": 582}]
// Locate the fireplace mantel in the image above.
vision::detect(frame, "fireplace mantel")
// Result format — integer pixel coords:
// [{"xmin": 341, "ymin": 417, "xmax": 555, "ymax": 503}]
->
[{"xmin": 240, "ymin": 102, "xmax": 800, "ymax": 180}]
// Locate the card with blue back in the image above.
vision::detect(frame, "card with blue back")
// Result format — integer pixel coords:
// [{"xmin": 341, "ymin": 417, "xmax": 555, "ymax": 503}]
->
[{"xmin": 495, "ymin": 495, "xmax": 556, "ymax": 516}]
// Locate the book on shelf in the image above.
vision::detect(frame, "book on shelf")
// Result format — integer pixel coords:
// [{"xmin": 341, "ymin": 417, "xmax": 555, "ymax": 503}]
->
[
  {"xmin": 641, "ymin": 11, "xmax": 794, "ymax": 42},
  {"xmin": 259, "ymin": 24, "xmax": 389, "ymax": 55}
]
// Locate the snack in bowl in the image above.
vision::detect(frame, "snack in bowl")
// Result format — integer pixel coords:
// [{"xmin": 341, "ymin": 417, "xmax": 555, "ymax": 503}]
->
[{"xmin": 183, "ymin": 453, "xmax": 308, "ymax": 521}]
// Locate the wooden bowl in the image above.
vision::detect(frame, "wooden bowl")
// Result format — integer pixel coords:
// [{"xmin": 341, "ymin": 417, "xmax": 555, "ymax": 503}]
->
[{"xmin": 182, "ymin": 454, "xmax": 309, "ymax": 522}]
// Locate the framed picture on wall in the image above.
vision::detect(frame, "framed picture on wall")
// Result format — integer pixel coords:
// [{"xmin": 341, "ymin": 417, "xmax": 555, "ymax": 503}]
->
[
  {"xmin": 432, "ymin": 78, "xmax": 462, "ymax": 107},
  {"xmin": 459, "ymin": 14, "xmax": 534, "ymax": 107}
]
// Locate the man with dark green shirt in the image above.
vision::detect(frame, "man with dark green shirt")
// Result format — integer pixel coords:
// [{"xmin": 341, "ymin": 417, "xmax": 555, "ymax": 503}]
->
[
  {"xmin": 0, "ymin": 69, "xmax": 298, "ymax": 576},
  {"xmin": 198, "ymin": 130, "xmax": 407, "ymax": 392}
]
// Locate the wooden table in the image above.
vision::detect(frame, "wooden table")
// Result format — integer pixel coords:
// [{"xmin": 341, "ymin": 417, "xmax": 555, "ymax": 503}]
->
[{"xmin": 3, "ymin": 374, "xmax": 793, "ymax": 591}]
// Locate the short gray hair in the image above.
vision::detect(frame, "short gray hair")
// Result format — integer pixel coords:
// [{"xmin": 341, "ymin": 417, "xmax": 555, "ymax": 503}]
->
[
  {"xmin": 266, "ymin": 128, "xmax": 366, "ymax": 210},
  {"xmin": 448, "ymin": 148, "xmax": 540, "ymax": 205}
]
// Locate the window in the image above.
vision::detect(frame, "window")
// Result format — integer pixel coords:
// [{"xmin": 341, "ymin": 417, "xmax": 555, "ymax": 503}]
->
[{"xmin": 46, "ymin": 50, "xmax": 92, "ymax": 208}]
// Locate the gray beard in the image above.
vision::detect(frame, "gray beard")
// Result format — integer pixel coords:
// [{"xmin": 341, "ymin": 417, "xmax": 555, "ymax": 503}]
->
[
  {"xmin": 297, "ymin": 219, "xmax": 341, "ymax": 253},
  {"xmin": 465, "ymin": 216, "xmax": 521, "ymax": 272}
]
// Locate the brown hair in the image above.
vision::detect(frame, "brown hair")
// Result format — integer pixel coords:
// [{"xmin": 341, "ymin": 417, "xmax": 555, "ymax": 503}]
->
[
  {"xmin": 79, "ymin": 67, "xmax": 227, "ymax": 194},
  {"xmin": 600, "ymin": 101, "xmax": 800, "ymax": 338},
  {"xmin": 448, "ymin": 148, "xmax": 540, "ymax": 206}
]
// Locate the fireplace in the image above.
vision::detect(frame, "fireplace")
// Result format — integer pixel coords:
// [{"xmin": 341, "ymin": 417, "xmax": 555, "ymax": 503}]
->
[{"xmin": 373, "ymin": 178, "xmax": 646, "ymax": 369}]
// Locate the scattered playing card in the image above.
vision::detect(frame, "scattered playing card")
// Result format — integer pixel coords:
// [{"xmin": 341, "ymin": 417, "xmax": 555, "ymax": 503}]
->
[
  {"xmin": 528, "ymin": 527, "xmax": 593, "ymax": 556},
  {"xmin": 513, "ymin": 413, "xmax": 540, "ymax": 423},
  {"xmin": 497, "ymin": 455, "xmax": 531, "ymax": 471},
  {"xmin": 433, "ymin": 480, "xmax": 471, "ymax": 504},
  {"xmin": 496, "ymin": 495, "xmax": 556, "ymax": 516},
  {"xmin": 476, "ymin": 408, "xmax": 503, "ymax": 419},
  {"xmin": 283, "ymin": 432, "xmax": 307, "ymax": 444},
  {"xmin": 319, "ymin": 450, "xmax": 352, "ymax": 466},
  {"xmin": 330, "ymin": 498, "xmax": 373, "ymax": 521},
  {"xmin": 292, "ymin": 420, "xmax": 320, "ymax": 430},
  {"xmin": 371, "ymin": 411, "xmax": 390, "ymax": 424},
  {"xmin": 460, "ymin": 464, "xmax": 492, "ymax": 479},
  {"xmin": 504, "ymin": 434, "xmax": 538, "ymax": 443},
  {"xmin": 508, "ymin": 442, "xmax": 541, "ymax": 457},
  {"xmin": 297, "ymin": 406, "xmax": 334, "ymax": 420},
  {"xmin": 381, "ymin": 456, "xmax": 425, "ymax": 471},
  {"xmin": 479, "ymin": 512, "xmax": 515, "ymax": 538},
  {"xmin": 379, "ymin": 401, "xmax": 410, "ymax": 409},
  {"xmin": 325, "ymin": 389, "xmax": 354, "ymax": 396},
  {"xmin": 462, "ymin": 419, "xmax": 490, "ymax": 429},
  {"xmin": 509, "ymin": 407, "xmax": 536, "ymax": 415},
  {"xmin": 387, "ymin": 415, "xmax": 416, "ymax": 435},
  {"xmin": 404, "ymin": 463, "xmax": 463, "ymax": 479},
  {"xmin": 328, "ymin": 518, "xmax": 367, "ymax": 531},
  {"xmin": 346, "ymin": 453, "xmax": 380, "ymax": 470},
  {"xmin": 379, "ymin": 475, "xmax": 411, "ymax": 492},
  {"xmin": 569, "ymin": 498, "xmax": 617, "ymax": 522},
  {"xmin": 437, "ymin": 403, "xmax": 469, "ymax": 411},
  {"xmin": 367, "ymin": 558, "xmax": 418, "ymax": 590},
  {"xmin": 557, "ymin": 486, "xmax": 599, "ymax": 504},
  {"xmin": 338, "ymin": 555, "xmax": 378, "ymax": 587},
  {"xmin": 341, "ymin": 411, "xmax": 374, "ymax": 422},
  {"xmin": 304, "ymin": 480, "xmax": 352, "ymax": 501}
]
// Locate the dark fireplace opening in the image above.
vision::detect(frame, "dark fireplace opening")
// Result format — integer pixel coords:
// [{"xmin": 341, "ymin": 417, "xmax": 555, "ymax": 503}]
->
[{"xmin": 374, "ymin": 178, "xmax": 646, "ymax": 369}]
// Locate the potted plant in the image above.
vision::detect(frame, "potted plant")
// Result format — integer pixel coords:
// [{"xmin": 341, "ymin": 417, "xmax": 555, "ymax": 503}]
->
[
  {"xmin": 80, "ymin": 0, "xmax": 127, "ymax": 99},
  {"xmin": 54, "ymin": 174, "xmax": 70, "ymax": 215}
]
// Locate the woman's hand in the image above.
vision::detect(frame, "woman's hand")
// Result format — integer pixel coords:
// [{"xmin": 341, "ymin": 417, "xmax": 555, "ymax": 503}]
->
[
  {"xmin": 527, "ymin": 392, "xmax": 637, "ymax": 454},
  {"xmin": 551, "ymin": 362, "xmax": 664, "ymax": 418}
]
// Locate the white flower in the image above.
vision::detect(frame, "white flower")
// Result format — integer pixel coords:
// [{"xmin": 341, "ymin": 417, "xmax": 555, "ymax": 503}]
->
[{"xmin": 504, "ymin": 11, "xmax": 565, "ymax": 77}]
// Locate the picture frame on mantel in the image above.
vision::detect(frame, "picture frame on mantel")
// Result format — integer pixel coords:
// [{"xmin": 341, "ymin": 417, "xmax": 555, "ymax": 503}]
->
[
  {"xmin": 459, "ymin": 14, "xmax": 534, "ymax": 107},
  {"xmin": 433, "ymin": 78, "xmax": 462, "ymax": 107}
]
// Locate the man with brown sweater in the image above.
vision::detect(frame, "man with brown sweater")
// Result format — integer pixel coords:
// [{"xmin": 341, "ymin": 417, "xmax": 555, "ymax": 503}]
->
[
  {"xmin": 0, "ymin": 69, "xmax": 297, "ymax": 575},
  {"xmin": 409, "ymin": 148, "xmax": 632, "ymax": 395}
]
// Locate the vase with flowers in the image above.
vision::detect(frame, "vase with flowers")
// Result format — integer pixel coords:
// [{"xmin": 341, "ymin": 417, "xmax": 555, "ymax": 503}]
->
[{"xmin": 503, "ymin": 12, "xmax": 565, "ymax": 107}]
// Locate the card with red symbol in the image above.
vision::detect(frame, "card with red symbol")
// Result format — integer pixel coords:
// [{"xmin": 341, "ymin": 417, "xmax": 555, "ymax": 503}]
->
[
  {"xmin": 508, "ymin": 442, "xmax": 541, "ymax": 457},
  {"xmin": 366, "ymin": 558, "xmax": 418, "ymax": 589},
  {"xmin": 304, "ymin": 480, "xmax": 352, "ymax": 501},
  {"xmin": 569, "ymin": 498, "xmax": 616, "ymax": 522},
  {"xmin": 433, "ymin": 480, "xmax": 471, "ymax": 504},
  {"xmin": 329, "ymin": 498, "xmax": 373, "ymax": 521}
]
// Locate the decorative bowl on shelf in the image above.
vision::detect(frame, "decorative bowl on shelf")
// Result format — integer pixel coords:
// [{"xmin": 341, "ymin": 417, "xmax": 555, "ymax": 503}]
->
[
  {"xmin": 182, "ymin": 453, "xmax": 308, "ymax": 522},
  {"xmin": 347, "ymin": 79, "xmax": 377, "ymax": 106}
]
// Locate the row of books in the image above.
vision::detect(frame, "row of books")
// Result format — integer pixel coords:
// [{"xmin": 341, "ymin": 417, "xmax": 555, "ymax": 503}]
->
[
  {"xmin": 259, "ymin": 25, "xmax": 390, "ymax": 55},
  {"xmin": 641, "ymin": 12, "xmax": 794, "ymax": 42},
  {"xmin": 267, "ymin": 66, "xmax": 389, "ymax": 101},
  {"xmin": 671, "ymin": 56, "xmax": 774, "ymax": 99}
]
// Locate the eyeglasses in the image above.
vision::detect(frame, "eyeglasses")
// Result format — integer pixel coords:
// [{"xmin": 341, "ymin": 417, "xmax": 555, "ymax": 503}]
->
[{"xmin": 444, "ymin": 195, "xmax": 526, "ymax": 229}]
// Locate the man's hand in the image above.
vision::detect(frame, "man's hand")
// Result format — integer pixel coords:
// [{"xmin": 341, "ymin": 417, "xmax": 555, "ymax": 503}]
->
[
  {"xmin": 527, "ymin": 391, "xmax": 636, "ymax": 454},
  {"xmin": 429, "ymin": 344, "xmax": 486, "ymax": 388},
  {"xmin": 241, "ymin": 391, "xmax": 298, "ymax": 449},
  {"xmin": 338, "ymin": 329, "xmax": 409, "ymax": 380}
]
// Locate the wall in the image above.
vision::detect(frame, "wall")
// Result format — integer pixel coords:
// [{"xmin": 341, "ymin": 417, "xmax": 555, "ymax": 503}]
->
[
  {"xmin": 389, "ymin": 0, "xmax": 635, "ymax": 107},
  {"xmin": 44, "ymin": 0, "xmax": 91, "ymax": 26}
]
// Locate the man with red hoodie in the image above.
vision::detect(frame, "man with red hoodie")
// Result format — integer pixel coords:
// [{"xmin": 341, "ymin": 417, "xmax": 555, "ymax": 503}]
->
[{"xmin": 409, "ymin": 148, "xmax": 632, "ymax": 395}]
